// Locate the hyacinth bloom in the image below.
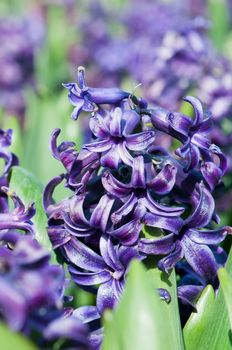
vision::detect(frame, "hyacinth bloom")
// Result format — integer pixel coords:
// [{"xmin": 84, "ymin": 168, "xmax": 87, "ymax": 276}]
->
[
  {"xmin": 63, "ymin": 66, "xmax": 130, "ymax": 120},
  {"xmin": 44, "ymin": 67, "xmax": 230, "ymax": 323},
  {"xmin": 84, "ymin": 107, "xmax": 156, "ymax": 168},
  {"xmin": 0, "ymin": 191, "xmax": 92, "ymax": 349},
  {"xmin": 139, "ymin": 182, "xmax": 230, "ymax": 282},
  {"xmin": 67, "ymin": 235, "xmax": 140, "ymax": 313},
  {"xmin": 0, "ymin": 129, "xmax": 91, "ymax": 349}
]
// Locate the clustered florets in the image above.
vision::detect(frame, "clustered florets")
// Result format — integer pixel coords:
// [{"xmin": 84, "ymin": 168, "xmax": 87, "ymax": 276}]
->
[
  {"xmin": 44, "ymin": 68, "xmax": 230, "ymax": 333},
  {"xmin": 0, "ymin": 128, "xmax": 93, "ymax": 349}
]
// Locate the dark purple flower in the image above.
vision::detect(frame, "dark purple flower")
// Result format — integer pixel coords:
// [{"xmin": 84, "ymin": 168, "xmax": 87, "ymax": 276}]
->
[
  {"xmin": 102, "ymin": 156, "xmax": 184, "ymax": 230},
  {"xmin": 63, "ymin": 66, "xmax": 129, "ymax": 120},
  {"xmin": 67, "ymin": 234, "xmax": 140, "ymax": 313},
  {"xmin": 139, "ymin": 182, "xmax": 230, "ymax": 282},
  {"xmin": 84, "ymin": 107, "xmax": 155, "ymax": 168}
]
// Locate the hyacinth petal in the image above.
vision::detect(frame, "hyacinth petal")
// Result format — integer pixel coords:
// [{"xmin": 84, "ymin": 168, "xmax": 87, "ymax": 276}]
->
[
  {"xmin": 71, "ymin": 103, "xmax": 85, "ymax": 121},
  {"xmin": 0, "ymin": 220, "xmax": 34, "ymax": 234},
  {"xmin": 196, "ymin": 116, "xmax": 212, "ymax": 134},
  {"xmin": 69, "ymin": 195, "xmax": 89, "ymax": 225},
  {"xmin": 177, "ymin": 285, "xmax": 203, "ymax": 307},
  {"xmin": 63, "ymin": 214, "xmax": 94, "ymax": 237},
  {"xmin": 90, "ymin": 194, "xmax": 114, "ymax": 232},
  {"xmin": 126, "ymin": 131, "xmax": 156, "ymax": 151},
  {"xmin": 43, "ymin": 174, "xmax": 65, "ymax": 212},
  {"xmin": 96, "ymin": 279, "xmax": 118, "ymax": 313},
  {"xmin": 44, "ymin": 316, "xmax": 90, "ymax": 345},
  {"xmin": 102, "ymin": 171, "xmax": 131, "ymax": 197},
  {"xmin": 68, "ymin": 268, "xmax": 111, "ymax": 286},
  {"xmin": 131, "ymin": 156, "xmax": 146, "ymax": 188},
  {"xmin": 143, "ymin": 212, "xmax": 183, "ymax": 233},
  {"xmin": 0, "ymin": 128, "xmax": 12, "ymax": 147},
  {"xmin": 187, "ymin": 227, "xmax": 228, "ymax": 245},
  {"xmin": 0, "ymin": 150, "xmax": 18, "ymax": 174},
  {"xmin": 89, "ymin": 328, "xmax": 104, "ymax": 350},
  {"xmin": 99, "ymin": 235, "xmax": 121, "ymax": 271},
  {"xmin": 187, "ymin": 143, "xmax": 201, "ymax": 171},
  {"xmin": 148, "ymin": 163, "xmax": 177, "ymax": 195},
  {"xmin": 139, "ymin": 233, "xmax": 175, "ymax": 255},
  {"xmin": 15, "ymin": 237, "xmax": 50, "ymax": 266},
  {"xmin": 168, "ymin": 112, "xmax": 192, "ymax": 140},
  {"xmin": 149, "ymin": 107, "xmax": 170, "ymax": 134},
  {"xmin": 192, "ymin": 134, "xmax": 211, "ymax": 150},
  {"xmin": 0, "ymin": 278, "xmax": 26, "ymax": 331},
  {"xmin": 48, "ymin": 227, "xmax": 71, "ymax": 249},
  {"xmin": 64, "ymin": 238, "xmax": 106, "ymax": 272},
  {"xmin": 82, "ymin": 98, "xmax": 97, "ymax": 113},
  {"xmin": 118, "ymin": 245, "xmax": 140, "ymax": 268},
  {"xmin": 111, "ymin": 193, "xmax": 138, "ymax": 224},
  {"xmin": 181, "ymin": 235, "xmax": 218, "ymax": 281},
  {"xmin": 185, "ymin": 183, "xmax": 215, "ymax": 229},
  {"xmin": 63, "ymin": 82, "xmax": 81, "ymax": 100},
  {"xmin": 158, "ymin": 241, "xmax": 184, "ymax": 273},
  {"xmin": 88, "ymin": 87, "xmax": 129, "ymax": 104},
  {"xmin": 145, "ymin": 191, "xmax": 185, "ymax": 216},
  {"xmin": 89, "ymin": 113, "xmax": 110, "ymax": 138},
  {"xmin": 73, "ymin": 306, "xmax": 100, "ymax": 324},
  {"xmin": 201, "ymin": 161, "xmax": 222, "ymax": 191},
  {"xmin": 122, "ymin": 110, "xmax": 140, "ymax": 135},
  {"xmin": 101, "ymin": 145, "xmax": 121, "ymax": 169},
  {"xmin": 117, "ymin": 141, "xmax": 134, "ymax": 166},
  {"xmin": 183, "ymin": 96, "xmax": 204, "ymax": 126},
  {"xmin": 210, "ymin": 144, "xmax": 227, "ymax": 176},
  {"xmin": 109, "ymin": 107, "xmax": 122, "ymax": 137},
  {"xmin": 84, "ymin": 138, "xmax": 112, "ymax": 153},
  {"xmin": 50, "ymin": 128, "xmax": 61, "ymax": 160},
  {"xmin": 107, "ymin": 219, "xmax": 142, "ymax": 245}
]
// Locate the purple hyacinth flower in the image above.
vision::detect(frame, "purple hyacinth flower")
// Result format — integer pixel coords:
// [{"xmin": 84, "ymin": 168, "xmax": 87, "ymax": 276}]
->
[
  {"xmin": 139, "ymin": 182, "xmax": 230, "ymax": 282},
  {"xmin": 63, "ymin": 234, "xmax": 140, "ymax": 313},
  {"xmin": 0, "ymin": 187, "xmax": 35, "ymax": 234},
  {"xmin": 84, "ymin": 107, "xmax": 156, "ymax": 168},
  {"xmin": 63, "ymin": 66, "xmax": 129, "ymax": 120},
  {"xmin": 102, "ymin": 156, "xmax": 184, "ymax": 229},
  {"xmin": 44, "ymin": 316, "xmax": 91, "ymax": 349}
]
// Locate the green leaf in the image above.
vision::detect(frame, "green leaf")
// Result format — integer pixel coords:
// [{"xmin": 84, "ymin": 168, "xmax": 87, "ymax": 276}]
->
[
  {"xmin": 0, "ymin": 324, "xmax": 37, "ymax": 350},
  {"xmin": 184, "ymin": 251, "xmax": 232, "ymax": 350},
  {"xmin": 207, "ymin": 0, "xmax": 230, "ymax": 51},
  {"xmin": 9, "ymin": 166, "xmax": 55, "ymax": 258},
  {"xmin": 218, "ymin": 268, "xmax": 232, "ymax": 330},
  {"xmin": 184, "ymin": 285, "xmax": 215, "ymax": 350},
  {"xmin": 103, "ymin": 260, "xmax": 184, "ymax": 350}
]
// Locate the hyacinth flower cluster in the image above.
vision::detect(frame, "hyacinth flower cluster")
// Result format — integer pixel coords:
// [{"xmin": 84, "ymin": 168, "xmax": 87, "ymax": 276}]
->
[
  {"xmin": 71, "ymin": 0, "xmax": 232, "ymax": 163},
  {"xmin": 44, "ymin": 68, "xmax": 230, "ymax": 327},
  {"xmin": 0, "ymin": 14, "xmax": 43, "ymax": 119},
  {"xmin": 0, "ymin": 129, "xmax": 96, "ymax": 349}
]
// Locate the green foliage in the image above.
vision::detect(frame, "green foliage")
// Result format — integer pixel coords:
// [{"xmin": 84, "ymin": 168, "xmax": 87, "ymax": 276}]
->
[
  {"xmin": 207, "ymin": 0, "xmax": 230, "ymax": 51},
  {"xmin": 184, "ymin": 251, "xmax": 232, "ymax": 350},
  {"xmin": 103, "ymin": 260, "xmax": 184, "ymax": 350},
  {"xmin": 0, "ymin": 324, "xmax": 37, "ymax": 350},
  {"xmin": 218, "ymin": 267, "xmax": 232, "ymax": 330}
]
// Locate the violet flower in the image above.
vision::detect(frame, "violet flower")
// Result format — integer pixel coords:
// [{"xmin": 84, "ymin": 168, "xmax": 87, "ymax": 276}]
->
[
  {"xmin": 84, "ymin": 107, "xmax": 155, "ymax": 168},
  {"xmin": 0, "ymin": 188, "xmax": 91, "ymax": 349},
  {"xmin": 63, "ymin": 66, "xmax": 129, "ymax": 120},
  {"xmin": 139, "ymin": 182, "xmax": 230, "ymax": 282},
  {"xmin": 44, "ymin": 68, "xmax": 230, "ymax": 338},
  {"xmin": 66, "ymin": 235, "xmax": 141, "ymax": 313}
]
